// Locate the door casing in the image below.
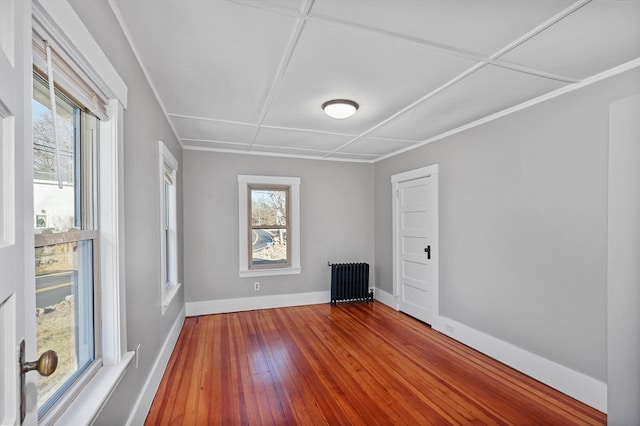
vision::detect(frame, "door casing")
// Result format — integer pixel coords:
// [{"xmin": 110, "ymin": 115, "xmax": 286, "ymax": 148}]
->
[{"xmin": 391, "ymin": 165, "xmax": 440, "ymax": 325}]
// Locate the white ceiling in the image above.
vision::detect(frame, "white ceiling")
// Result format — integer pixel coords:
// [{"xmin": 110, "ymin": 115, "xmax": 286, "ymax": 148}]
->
[{"xmin": 110, "ymin": 0, "xmax": 640, "ymax": 162}]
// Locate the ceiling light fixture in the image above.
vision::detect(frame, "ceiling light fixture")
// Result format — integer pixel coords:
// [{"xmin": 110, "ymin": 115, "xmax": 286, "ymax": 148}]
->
[{"xmin": 322, "ymin": 99, "xmax": 359, "ymax": 119}]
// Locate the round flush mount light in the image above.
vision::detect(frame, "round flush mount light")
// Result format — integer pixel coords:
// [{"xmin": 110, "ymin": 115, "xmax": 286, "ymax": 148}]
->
[{"xmin": 321, "ymin": 99, "xmax": 359, "ymax": 119}]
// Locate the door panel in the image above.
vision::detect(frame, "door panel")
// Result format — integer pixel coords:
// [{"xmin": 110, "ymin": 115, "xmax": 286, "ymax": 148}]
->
[
  {"xmin": 402, "ymin": 236, "xmax": 428, "ymax": 264},
  {"xmin": 0, "ymin": 1, "xmax": 33, "ymax": 424},
  {"xmin": 0, "ymin": 295, "xmax": 18, "ymax": 424},
  {"xmin": 402, "ymin": 235, "xmax": 427, "ymax": 255},
  {"xmin": 402, "ymin": 260, "xmax": 428, "ymax": 288},
  {"xmin": 402, "ymin": 286, "xmax": 431, "ymax": 316},
  {"xmin": 402, "ymin": 211, "xmax": 428, "ymax": 230},
  {"xmin": 396, "ymin": 175, "xmax": 437, "ymax": 325}
]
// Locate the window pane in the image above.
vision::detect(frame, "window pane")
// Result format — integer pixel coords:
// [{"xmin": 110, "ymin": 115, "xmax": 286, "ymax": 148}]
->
[
  {"xmin": 35, "ymin": 240, "xmax": 95, "ymax": 416},
  {"xmin": 33, "ymin": 75, "xmax": 79, "ymax": 232},
  {"xmin": 164, "ymin": 177, "xmax": 172, "ymax": 287},
  {"xmin": 252, "ymin": 228, "xmax": 288, "ymax": 265},
  {"xmin": 32, "ymin": 71, "xmax": 99, "ymax": 419},
  {"xmin": 164, "ymin": 179, "xmax": 171, "ymax": 229},
  {"xmin": 251, "ymin": 189, "xmax": 287, "ymax": 227},
  {"xmin": 165, "ymin": 226, "xmax": 171, "ymax": 287}
]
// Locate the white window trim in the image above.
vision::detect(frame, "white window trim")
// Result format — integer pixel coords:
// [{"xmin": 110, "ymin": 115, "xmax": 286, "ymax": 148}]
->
[
  {"xmin": 32, "ymin": 1, "xmax": 131, "ymax": 424},
  {"xmin": 159, "ymin": 141, "xmax": 180, "ymax": 314},
  {"xmin": 238, "ymin": 175, "xmax": 301, "ymax": 278}
]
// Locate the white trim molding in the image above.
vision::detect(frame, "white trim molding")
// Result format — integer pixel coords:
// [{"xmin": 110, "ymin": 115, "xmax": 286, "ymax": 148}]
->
[
  {"xmin": 107, "ymin": 0, "xmax": 181, "ymax": 145},
  {"xmin": 100, "ymin": 98, "xmax": 124, "ymax": 365},
  {"xmin": 376, "ymin": 281, "xmax": 607, "ymax": 412},
  {"xmin": 373, "ymin": 287, "xmax": 396, "ymax": 308},
  {"xmin": 54, "ymin": 352, "xmax": 134, "ymax": 426},
  {"xmin": 159, "ymin": 141, "xmax": 180, "ymax": 315},
  {"xmin": 391, "ymin": 164, "xmax": 440, "ymax": 320},
  {"xmin": 186, "ymin": 291, "xmax": 329, "ymax": 317},
  {"xmin": 33, "ymin": 0, "xmax": 128, "ymax": 108},
  {"xmin": 238, "ymin": 175, "xmax": 301, "ymax": 278},
  {"xmin": 432, "ymin": 317, "xmax": 607, "ymax": 413},
  {"xmin": 376, "ymin": 58, "xmax": 640, "ymax": 163},
  {"xmin": 390, "ymin": 164, "xmax": 439, "ymax": 184},
  {"xmin": 126, "ymin": 305, "xmax": 185, "ymax": 426}
]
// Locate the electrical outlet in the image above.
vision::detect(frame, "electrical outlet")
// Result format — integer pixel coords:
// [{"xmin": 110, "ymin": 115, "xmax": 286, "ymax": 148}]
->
[
  {"xmin": 254, "ymin": 281, "xmax": 260, "ymax": 291},
  {"xmin": 135, "ymin": 344, "xmax": 141, "ymax": 368},
  {"xmin": 445, "ymin": 324, "xmax": 455, "ymax": 333}
]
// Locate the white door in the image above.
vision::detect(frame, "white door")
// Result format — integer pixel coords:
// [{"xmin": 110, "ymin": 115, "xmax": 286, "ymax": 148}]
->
[
  {"xmin": 393, "ymin": 168, "xmax": 439, "ymax": 325},
  {"xmin": 0, "ymin": 1, "xmax": 39, "ymax": 425}
]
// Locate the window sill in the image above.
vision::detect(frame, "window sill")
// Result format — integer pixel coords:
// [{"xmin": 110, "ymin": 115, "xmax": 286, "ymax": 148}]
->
[
  {"xmin": 53, "ymin": 351, "xmax": 134, "ymax": 426},
  {"xmin": 162, "ymin": 282, "xmax": 182, "ymax": 315},
  {"xmin": 240, "ymin": 267, "xmax": 301, "ymax": 278}
]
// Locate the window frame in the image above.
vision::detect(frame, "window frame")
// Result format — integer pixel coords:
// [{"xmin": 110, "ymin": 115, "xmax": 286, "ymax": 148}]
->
[
  {"xmin": 159, "ymin": 141, "xmax": 180, "ymax": 314},
  {"xmin": 32, "ymin": 73, "xmax": 102, "ymax": 419},
  {"xmin": 238, "ymin": 175, "xmax": 301, "ymax": 278},
  {"xmin": 30, "ymin": 1, "xmax": 132, "ymax": 424},
  {"xmin": 248, "ymin": 184, "xmax": 291, "ymax": 270}
]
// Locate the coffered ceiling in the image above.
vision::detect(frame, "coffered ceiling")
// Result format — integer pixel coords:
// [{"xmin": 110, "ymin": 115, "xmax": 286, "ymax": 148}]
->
[{"xmin": 109, "ymin": 0, "xmax": 640, "ymax": 162}]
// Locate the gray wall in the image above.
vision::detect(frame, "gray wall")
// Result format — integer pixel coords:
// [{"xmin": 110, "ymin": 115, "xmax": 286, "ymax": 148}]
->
[
  {"xmin": 607, "ymin": 94, "xmax": 640, "ymax": 425},
  {"xmin": 184, "ymin": 151, "xmax": 374, "ymax": 302},
  {"xmin": 68, "ymin": 2, "xmax": 185, "ymax": 425},
  {"xmin": 373, "ymin": 69, "xmax": 640, "ymax": 382},
  {"xmin": 62, "ymin": 1, "xmax": 640, "ymax": 419}
]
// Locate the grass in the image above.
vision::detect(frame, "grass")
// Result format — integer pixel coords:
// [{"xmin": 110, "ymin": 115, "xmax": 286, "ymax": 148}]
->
[{"xmin": 36, "ymin": 296, "xmax": 76, "ymax": 407}]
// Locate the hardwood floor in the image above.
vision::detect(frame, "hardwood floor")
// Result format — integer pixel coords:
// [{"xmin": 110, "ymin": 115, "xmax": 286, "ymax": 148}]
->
[{"xmin": 145, "ymin": 302, "xmax": 606, "ymax": 425}]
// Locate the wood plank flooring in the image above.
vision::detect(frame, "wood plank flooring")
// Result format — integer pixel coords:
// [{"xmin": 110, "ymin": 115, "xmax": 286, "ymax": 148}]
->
[{"xmin": 145, "ymin": 302, "xmax": 606, "ymax": 425}]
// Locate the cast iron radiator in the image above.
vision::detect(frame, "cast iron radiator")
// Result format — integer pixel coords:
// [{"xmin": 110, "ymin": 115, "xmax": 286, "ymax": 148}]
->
[{"xmin": 330, "ymin": 263, "xmax": 374, "ymax": 305}]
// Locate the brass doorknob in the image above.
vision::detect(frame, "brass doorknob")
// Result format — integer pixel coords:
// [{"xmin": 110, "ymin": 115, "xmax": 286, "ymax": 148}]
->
[
  {"xmin": 20, "ymin": 340, "xmax": 59, "ymax": 423},
  {"xmin": 22, "ymin": 349, "xmax": 58, "ymax": 377}
]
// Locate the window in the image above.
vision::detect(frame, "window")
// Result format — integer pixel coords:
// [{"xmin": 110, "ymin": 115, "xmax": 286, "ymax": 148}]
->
[
  {"xmin": 30, "ymin": 1, "xmax": 131, "ymax": 423},
  {"xmin": 32, "ymin": 72, "xmax": 100, "ymax": 419},
  {"xmin": 159, "ymin": 141, "xmax": 180, "ymax": 313},
  {"xmin": 249, "ymin": 186, "xmax": 290, "ymax": 268},
  {"xmin": 238, "ymin": 175, "xmax": 300, "ymax": 277}
]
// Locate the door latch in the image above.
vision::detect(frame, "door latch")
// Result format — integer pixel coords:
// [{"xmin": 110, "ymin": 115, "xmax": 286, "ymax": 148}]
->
[{"xmin": 424, "ymin": 245, "xmax": 431, "ymax": 260}]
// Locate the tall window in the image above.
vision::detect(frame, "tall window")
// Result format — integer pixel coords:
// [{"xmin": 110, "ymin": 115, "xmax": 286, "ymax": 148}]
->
[
  {"xmin": 238, "ymin": 175, "xmax": 301, "ymax": 278},
  {"xmin": 32, "ymin": 72, "xmax": 100, "ymax": 419},
  {"xmin": 159, "ymin": 141, "xmax": 179, "ymax": 313},
  {"xmin": 30, "ymin": 2, "xmax": 130, "ymax": 423}
]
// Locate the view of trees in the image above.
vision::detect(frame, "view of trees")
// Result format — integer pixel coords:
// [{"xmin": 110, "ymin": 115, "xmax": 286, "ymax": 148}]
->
[
  {"xmin": 32, "ymin": 80, "xmax": 78, "ymax": 232},
  {"xmin": 251, "ymin": 189, "xmax": 287, "ymax": 227},
  {"xmin": 250, "ymin": 188, "xmax": 288, "ymax": 264},
  {"xmin": 32, "ymin": 103, "xmax": 75, "ymax": 183}
]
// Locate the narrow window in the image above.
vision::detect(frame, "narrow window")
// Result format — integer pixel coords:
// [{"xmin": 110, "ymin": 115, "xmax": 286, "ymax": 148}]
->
[{"xmin": 159, "ymin": 141, "xmax": 179, "ymax": 313}]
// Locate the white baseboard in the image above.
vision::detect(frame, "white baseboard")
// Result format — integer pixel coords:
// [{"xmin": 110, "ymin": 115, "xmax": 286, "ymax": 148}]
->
[
  {"xmin": 374, "ymin": 287, "xmax": 397, "ymax": 309},
  {"xmin": 134, "ymin": 291, "xmax": 607, "ymax": 417},
  {"xmin": 373, "ymin": 286, "xmax": 606, "ymax": 412},
  {"xmin": 433, "ymin": 317, "xmax": 607, "ymax": 413},
  {"xmin": 185, "ymin": 291, "xmax": 330, "ymax": 316},
  {"xmin": 126, "ymin": 305, "xmax": 186, "ymax": 426}
]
